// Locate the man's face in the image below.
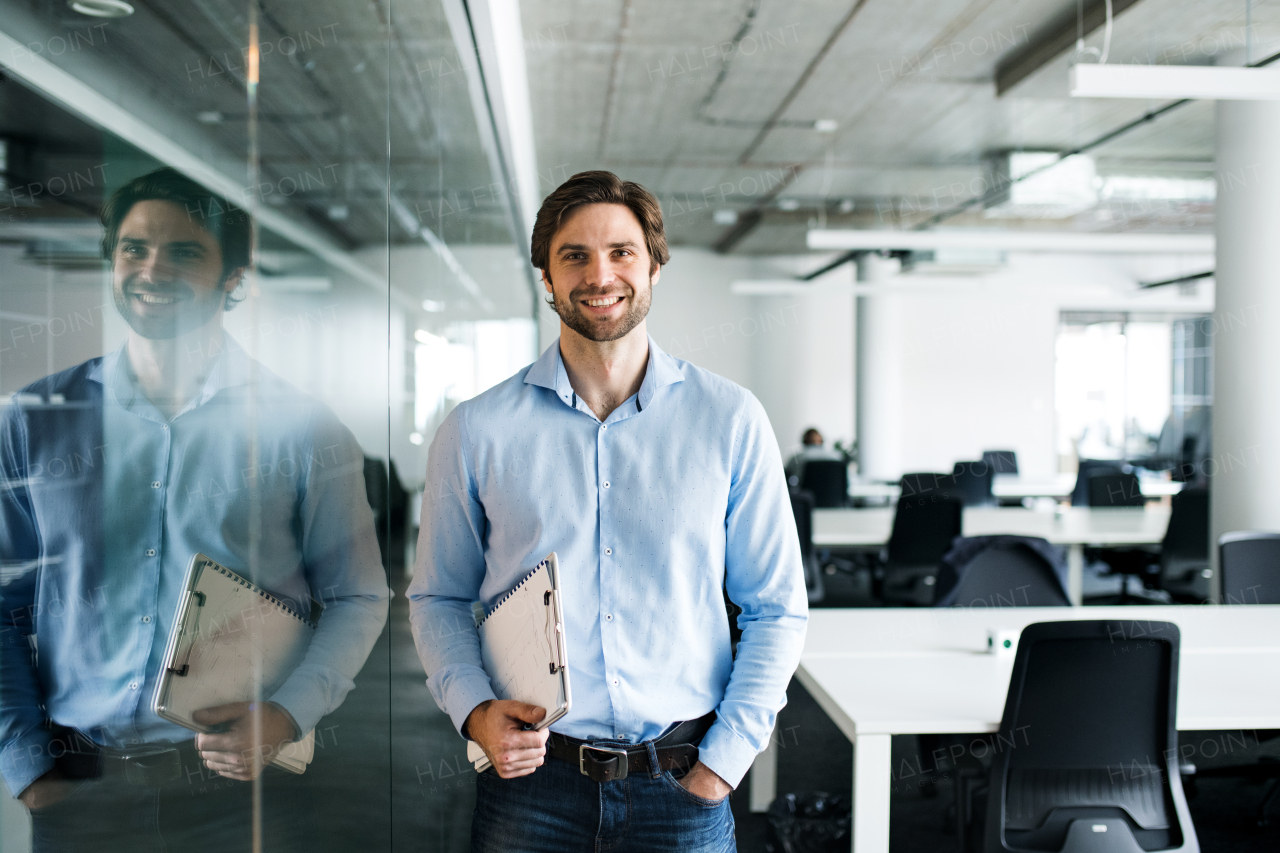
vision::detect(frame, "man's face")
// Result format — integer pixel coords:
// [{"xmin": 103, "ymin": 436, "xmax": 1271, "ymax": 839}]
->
[
  {"xmin": 111, "ymin": 199, "xmax": 240, "ymax": 340},
  {"xmin": 543, "ymin": 203, "xmax": 659, "ymax": 343}
]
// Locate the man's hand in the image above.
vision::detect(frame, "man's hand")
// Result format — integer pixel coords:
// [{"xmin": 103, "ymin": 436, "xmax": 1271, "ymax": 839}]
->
[
  {"xmin": 465, "ymin": 699, "xmax": 549, "ymax": 779},
  {"xmin": 18, "ymin": 768, "xmax": 76, "ymax": 811},
  {"xmin": 678, "ymin": 761, "xmax": 731, "ymax": 802},
  {"xmin": 193, "ymin": 701, "xmax": 297, "ymax": 781}
]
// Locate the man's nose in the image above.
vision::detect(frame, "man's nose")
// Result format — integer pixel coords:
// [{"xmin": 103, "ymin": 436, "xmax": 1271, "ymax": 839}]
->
[
  {"xmin": 585, "ymin": 254, "xmax": 615, "ymax": 287},
  {"xmin": 135, "ymin": 255, "xmax": 174, "ymax": 285}
]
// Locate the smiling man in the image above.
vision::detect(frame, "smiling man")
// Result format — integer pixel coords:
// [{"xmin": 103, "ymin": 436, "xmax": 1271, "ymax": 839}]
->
[
  {"xmin": 0, "ymin": 168, "xmax": 388, "ymax": 851},
  {"xmin": 409, "ymin": 171, "xmax": 808, "ymax": 851}
]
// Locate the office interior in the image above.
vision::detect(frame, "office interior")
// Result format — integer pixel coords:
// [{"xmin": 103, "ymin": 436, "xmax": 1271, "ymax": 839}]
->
[{"xmin": 0, "ymin": 0, "xmax": 1277, "ymax": 851}]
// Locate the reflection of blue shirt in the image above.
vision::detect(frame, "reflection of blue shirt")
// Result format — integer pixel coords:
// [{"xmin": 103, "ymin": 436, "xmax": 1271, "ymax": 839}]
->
[
  {"xmin": 408, "ymin": 337, "xmax": 807, "ymax": 788},
  {"xmin": 0, "ymin": 337, "xmax": 388, "ymax": 795}
]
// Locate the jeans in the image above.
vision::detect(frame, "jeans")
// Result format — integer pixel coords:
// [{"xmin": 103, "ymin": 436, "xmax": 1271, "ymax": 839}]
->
[
  {"xmin": 472, "ymin": 751, "xmax": 736, "ymax": 853},
  {"xmin": 30, "ymin": 764, "xmax": 312, "ymax": 853}
]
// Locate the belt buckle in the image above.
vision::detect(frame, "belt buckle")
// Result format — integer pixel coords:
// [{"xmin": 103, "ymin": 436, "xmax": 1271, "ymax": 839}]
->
[{"xmin": 578, "ymin": 744, "xmax": 628, "ymax": 781}]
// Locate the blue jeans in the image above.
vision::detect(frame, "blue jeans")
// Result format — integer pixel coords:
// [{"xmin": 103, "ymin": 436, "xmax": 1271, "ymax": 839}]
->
[{"xmin": 471, "ymin": 752, "xmax": 736, "ymax": 852}]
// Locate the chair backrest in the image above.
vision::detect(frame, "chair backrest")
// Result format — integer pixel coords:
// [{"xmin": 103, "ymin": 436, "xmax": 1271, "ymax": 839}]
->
[
  {"xmin": 1087, "ymin": 470, "xmax": 1144, "ymax": 507},
  {"xmin": 798, "ymin": 459, "xmax": 847, "ymax": 508},
  {"xmin": 935, "ymin": 538, "xmax": 1069, "ymax": 608},
  {"xmin": 1071, "ymin": 459, "xmax": 1123, "ymax": 506},
  {"xmin": 899, "ymin": 471, "xmax": 958, "ymax": 500},
  {"xmin": 1219, "ymin": 531, "xmax": 1280, "ymax": 605},
  {"xmin": 952, "ymin": 461, "xmax": 995, "ymax": 507},
  {"xmin": 984, "ymin": 620, "xmax": 1196, "ymax": 853},
  {"xmin": 887, "ymin": 494, "xmax": 963, "ymax": 567},
  {"xmin": 982, "ymin": 450, "xmax": 1019, "ymax": 475},
  {"xmin": 788, "ymin": 488, "xmax": 815, "ymax": 560},
  {"xmin": 1161, "ymin": 488, "xmax": 1208, "ymax": 559}
]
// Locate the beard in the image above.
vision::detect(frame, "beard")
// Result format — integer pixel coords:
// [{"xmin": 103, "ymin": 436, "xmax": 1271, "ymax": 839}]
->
[
  {"xmin": 549, "ymin": 278, "xmax": 653, "ymax": 343},
  {"xmin": 113, "ymin": 275, "xmax": 226, "ymax": 340}
]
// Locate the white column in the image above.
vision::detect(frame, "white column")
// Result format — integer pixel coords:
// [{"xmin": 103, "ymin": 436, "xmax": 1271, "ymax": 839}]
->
[
  {"xmin": 856, "ymin": 254, "xmax": 902, "ymax": 481},
  {"xmin": 1210, "ymin": 100, "xmax": 1280, "ymax": 596}
]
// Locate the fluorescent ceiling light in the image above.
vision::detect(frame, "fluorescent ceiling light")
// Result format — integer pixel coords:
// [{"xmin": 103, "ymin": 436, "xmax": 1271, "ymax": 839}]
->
[
  {"xmin": 68, "ymin": 0, "xmax": 133, "ymax": 17},
  {"xmin": 1100, "ymin": 176, "xmax": 1215, "ymax": 202},
  {"xmin": 806, "ymin": 229, "xmax": 1214, "ymax": 254},
  {"xmin": 1070, "ymin": 63, "xmax": 1280, "ymax": 100},
  {"xmin": 986, "ymin": 153, "xmax": 1098, "ymax": 219}
]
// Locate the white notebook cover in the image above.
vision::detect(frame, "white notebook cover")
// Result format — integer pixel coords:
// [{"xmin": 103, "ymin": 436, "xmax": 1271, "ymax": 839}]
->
[
  {"xmin": 466, "ymin": 552, "xmax": 571, "ymax": 771},
  {"xmin": 153, "ymin": 554, "xmax": 318, "ymax": 774}
]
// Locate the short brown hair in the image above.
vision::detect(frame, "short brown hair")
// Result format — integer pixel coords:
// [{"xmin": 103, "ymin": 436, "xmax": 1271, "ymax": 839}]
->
[{"xmin": 530, "ymin": 171, "xmax": 669, "ymax": 274}]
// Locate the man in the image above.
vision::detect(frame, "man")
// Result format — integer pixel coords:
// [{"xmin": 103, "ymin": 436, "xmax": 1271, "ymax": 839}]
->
[
  {"xmin": 0, "ymin": 168, "xmax": 388, "ymax": 850},
  {"xmin": 409, "ymin": 171, "xmax": 807, "ymax": 851},
  {"xmin": 784, "ymin": 427, "xmax": 844, "ymax": 487}
]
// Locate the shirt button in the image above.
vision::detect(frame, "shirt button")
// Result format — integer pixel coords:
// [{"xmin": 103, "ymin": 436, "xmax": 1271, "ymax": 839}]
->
[
  {"xmin": 145, "ymin": 549, "xmax": 156, "ymax": 557},
  {"xmin": 612, "ymin": 679, "xmax": 619, "ymax": 686},
  {"xmin": 129, "ymin": 681, "xmax": 139, "ymax": 690},
  {"xmin": 601, "ymin": 424, "xmax": 608, "ymax": 430},
  {"xmin": 162, "ymin": 424, "xmax": 169, "ymax": 430},
  {"xmin": 151, "ymin": 481, "xmax": 161, "ymax": 489},
  {"xmin": 605, "ymin": 614, "xmax": 613, "ymax": 621},
  {"xmin": 604, "ymin": 548, "xmax": 612, "ymax": 556},
  {"xmin": 141, "ymin": 616, "xmax": 151, "ymax": 623},
  {"xmin": 603, "ymin": 481, "xmax": 610, "ymax": 488}
]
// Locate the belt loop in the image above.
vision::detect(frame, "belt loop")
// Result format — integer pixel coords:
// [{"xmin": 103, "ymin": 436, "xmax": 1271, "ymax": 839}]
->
[{"xmin": 645, "ymin": 739, "xmax": 661, "ymax": 779}]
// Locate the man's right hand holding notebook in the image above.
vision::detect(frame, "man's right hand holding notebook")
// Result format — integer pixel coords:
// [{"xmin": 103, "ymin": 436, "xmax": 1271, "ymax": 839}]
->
[{"xmin": 465, "ymin": 700, "xmax": 550, "ymax": 778}]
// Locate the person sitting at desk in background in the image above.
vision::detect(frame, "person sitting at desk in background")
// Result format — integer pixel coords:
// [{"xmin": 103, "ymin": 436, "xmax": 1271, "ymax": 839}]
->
[
  {"xmin": 784, "ymin": 427, "xmax": 844, "ymax": 488},
  {"xmin": 409, "ymin": 170, "xmax": 808, "ymax": 853},
  {"xmin": 0, "ymin": 168, "xmax": 389, "ymax": 852}
]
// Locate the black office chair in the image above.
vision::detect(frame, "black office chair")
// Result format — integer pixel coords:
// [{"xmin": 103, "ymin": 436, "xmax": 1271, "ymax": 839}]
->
[
  {"xmin": 900, "ymin": 471, "xmax": 959, "ymax": 501},
  {"xmin": 1156, "ymin": 488, "xmax": 1210, "ymax": 602},
  {"xmin": 1087, "ymin": 470, "xmax": 1144, "ymax": 507},
  {"xmin": 1188, "ymin": 532, "xmax": 1280, "ymax": 826},
  {"xmin": 1071, "ymin": 460, "xmax": 1125, "ymax": 506},
  {"xmin": 934, "ymin": 537, "xmax": 1070, "ymax": 608},
  {"xmin": 789, "ymin": 488, "xmax": 824, "ymax": 604},
  {"xmin": 880, "ymin": 494, "xmax": 963, "ymax": 606},
  {"xmin": 799, "ymin": 459, "xmax": 848, "ymax": 509},
  {"xmin": 1219, "ymin": 531, "xmax": 1280, "ymax": 604},
  {"xmin": 982, "ymin": 450, "xmax": 1019, "ymax": 475},
  {"xmin": 965, "ymin": 620, "xmax": 1199, "ymax": 852},
  {"xmin": 953, "ymin": 461, "xmax": 996, "ymax": 507}
]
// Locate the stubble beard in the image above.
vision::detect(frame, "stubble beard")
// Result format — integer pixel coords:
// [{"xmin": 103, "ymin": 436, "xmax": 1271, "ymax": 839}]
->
[{"xmin": 549, "ymin": 278, "xmax": 653, "ymax": 343}]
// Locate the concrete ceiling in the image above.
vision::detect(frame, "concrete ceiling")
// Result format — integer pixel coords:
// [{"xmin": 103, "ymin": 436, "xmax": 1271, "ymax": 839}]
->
[{"xmin": 0, "ymin": 0, "xmax": 1274, "ymax": 258}]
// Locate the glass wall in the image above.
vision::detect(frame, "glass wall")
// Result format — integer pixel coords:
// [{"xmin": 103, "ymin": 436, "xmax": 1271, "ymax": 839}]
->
[{"xmin": 0, "ymin": 2, "xmax": 526, "ymax": 850}]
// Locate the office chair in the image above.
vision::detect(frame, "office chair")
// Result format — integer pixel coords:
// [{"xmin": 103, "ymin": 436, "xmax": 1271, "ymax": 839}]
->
[
  {"xmin": 1218, "ymin": 531, "xmax": 1280, "ymax": 604},
  {"xmin": 1086, "ymin": 470, "xmax": 1144, "ymax": 507},
  {"xmin": 789, "ymin": 488, "xmax": 824, "ymax": 604},
  {"xmin": 1156, "ymin": 488, "xmax": 1211, "ymax": 603},
  {"xmin": 953, "ymin": 461, "xmax": 996, "ymax": 507},
  {"xmin": 798, "ymin": 459, "xmax": 848, "ymax": 509},
  {"xmin": 963, "ymin": 620, "xmax": 1199, "ymax": 852},
  {"xmin": 1188, "ymin": 532, "xmax": 1280, "ymax": 827},
  {"xmin": 1070, "ymin": 460, "xmax": 1124, "ymax": 506},
  {"xmin": 879, "ymin": 494, "xmax": 963, "ymax": 606},
  {"xmin": 982, "ymin": 450, "xmax": 1019, "ymax": 475},
  {"xmin": 933, "ymin": 537, "xmax": 1070, "ymax": 608},
  {"xmin": 900, "ymin": 471, "xmax": 959, "ymax": 501}
]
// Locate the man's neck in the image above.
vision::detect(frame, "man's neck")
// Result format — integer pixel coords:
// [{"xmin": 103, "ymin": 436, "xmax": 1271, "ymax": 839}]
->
[
  {"xmin": 558, "ymin": 322, "xmax": 649, "ymax": 422},
  {"xmin": 125, "ymin": 324, "xmax": 224, "ymax": 419}
]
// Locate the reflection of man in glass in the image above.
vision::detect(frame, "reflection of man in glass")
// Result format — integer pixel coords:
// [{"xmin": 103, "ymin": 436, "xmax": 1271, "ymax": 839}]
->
[{"xmin": 0, "ymin": 168, "xmax": 388, "ymax": 850}]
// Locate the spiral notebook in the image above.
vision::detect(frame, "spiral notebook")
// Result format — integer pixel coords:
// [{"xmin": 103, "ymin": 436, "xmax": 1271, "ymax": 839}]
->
[
  {"xmin": 465, "ymin": 552, "xmax": 572, "ymax": 772},
  {"xmin": 153, "ymin": 553, "xmax": 318, "ymax": 774}
]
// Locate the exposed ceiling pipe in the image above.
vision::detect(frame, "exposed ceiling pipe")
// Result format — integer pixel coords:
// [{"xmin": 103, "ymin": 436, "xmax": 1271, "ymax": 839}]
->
[{"xmin": 1140, "ymin": 269, "xmax": 1213, "ymax": 289}]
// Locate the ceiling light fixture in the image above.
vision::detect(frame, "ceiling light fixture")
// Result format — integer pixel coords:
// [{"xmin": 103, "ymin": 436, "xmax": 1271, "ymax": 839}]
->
[
  {"xmin": 1070, "ymin": 63, "xmax": 1280, "ymax": 100},
  {"xmin": 68, "ymin": 0, "xmax": 134, "ymax": 18},
  {"xmin": 806, "ymin": 229, "xmax": 1214, "ymax": 254}
]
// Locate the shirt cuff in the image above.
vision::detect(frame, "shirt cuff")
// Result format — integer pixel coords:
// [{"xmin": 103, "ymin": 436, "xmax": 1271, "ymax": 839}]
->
[
  {"xmin": 1, "ymin": 729, "xmax": 55, "ymax": 799},
  {"xmin": 695, "ymin": 720, "xmax": 761, "ymax": 789},
  {"xmin": 427, "ymin": 664, "xmax": 497, "ymax": 737},
  {"xmin": 268, "ymin": 676, "xmax": 329, "ymax": 737}
]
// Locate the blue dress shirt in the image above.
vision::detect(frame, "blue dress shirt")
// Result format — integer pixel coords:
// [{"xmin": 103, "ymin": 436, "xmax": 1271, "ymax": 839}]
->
[
  {"xmin": 0, "ymin": 337, "xmax": 389, "ymax": 796},
  {"xmin": 407, "ymin": 337, "xmax": 807, "ymax": 788}
]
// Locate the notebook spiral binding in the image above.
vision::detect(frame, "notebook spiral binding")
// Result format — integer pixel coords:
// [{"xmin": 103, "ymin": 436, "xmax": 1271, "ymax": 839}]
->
[
  {"xmin": 476, "ymin": 559, "xmax": 549, "ymax": 629},
  {"xmin": 204, "ymin": 560, "xmax": 313, "ymax": 628}
]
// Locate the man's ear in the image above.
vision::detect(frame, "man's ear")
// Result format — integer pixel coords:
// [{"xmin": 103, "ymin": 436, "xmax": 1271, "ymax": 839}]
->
[
  {"xmin": 541, "ymin": 268, "xmax": 553, "ymax": 293},
  {"xmin": 650, "ymin": 265, "xmax": 661, "ymax": 287},
  {"xmin": 221, "ymin": 267, "xmax": 248, "ymax": 301}
]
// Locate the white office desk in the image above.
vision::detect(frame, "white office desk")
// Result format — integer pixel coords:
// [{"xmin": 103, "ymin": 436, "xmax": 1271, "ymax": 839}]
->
[
  {"xmin": 749, "ymin": 606, "xmax": 1280, "ymax": 852},
  {"xmin": 848, "ymin": 475, "xmax": 1183, "ymax": 503},
  {"xmin": 812, "ymin": 506, "xmax": 1171, "ymax": 604}
]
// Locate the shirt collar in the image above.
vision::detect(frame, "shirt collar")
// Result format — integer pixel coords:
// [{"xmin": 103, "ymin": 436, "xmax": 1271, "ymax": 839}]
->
[
  {"xmin": 92, "ymin": 333, "xmax": 254, "ymax": 418},
  {"xmin": 525, "ymin": 334, "xmax": 684, "ymax": 414}
]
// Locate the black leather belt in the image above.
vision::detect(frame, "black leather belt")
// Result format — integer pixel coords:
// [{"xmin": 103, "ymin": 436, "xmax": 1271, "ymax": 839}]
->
[
  {"xmin": 50, "ymin": 725, "xmax": 197, "ymax": 787},
  {"xmin": 545, "ymin": 713, "xmax": 714, "ymax": 783}
]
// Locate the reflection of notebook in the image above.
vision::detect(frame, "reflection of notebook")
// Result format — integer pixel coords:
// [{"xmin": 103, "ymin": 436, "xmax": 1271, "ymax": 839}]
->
[
  {"xmin": 153, "ymin": 554, "xmax": 317, "ymax": 774},
  {"xmin": 466, "ymin": 553, "xmax": 571, "ymax": 772}
]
